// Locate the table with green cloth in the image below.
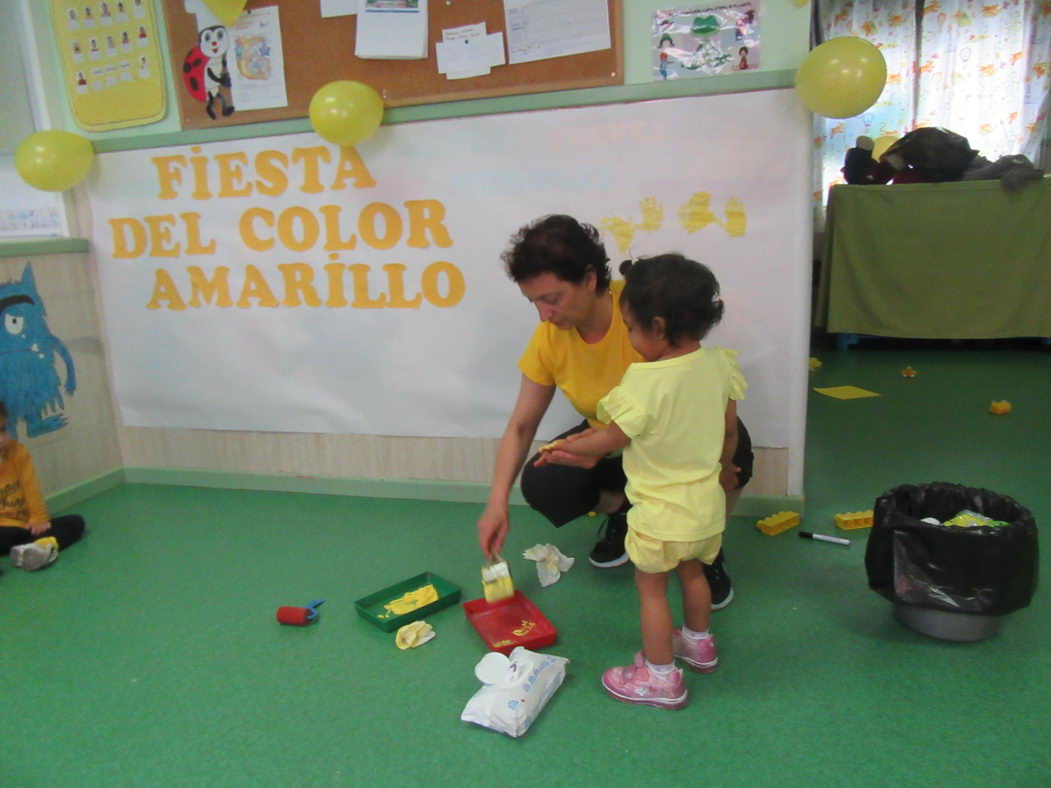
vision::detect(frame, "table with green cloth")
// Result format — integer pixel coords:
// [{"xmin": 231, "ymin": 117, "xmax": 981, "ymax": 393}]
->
[{"xmin": 815, "ymin": 177, "xmax": 1051, "ymax": 343}]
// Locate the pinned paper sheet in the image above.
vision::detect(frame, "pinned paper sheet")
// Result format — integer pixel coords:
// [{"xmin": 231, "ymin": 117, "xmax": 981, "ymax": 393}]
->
[
  {"xmin": 813, "ymin": 385, "xmax": 881, "ymax": 400},
  {"xmin": 355, "ymin": 0, "xmax": 428, "ymax": 59},
  {"xmin": 320, "ymin": 0, "xmax": 356, "ymax": 16},
  {"xmin": 523, "ymin": 544, "xmax": 575, "ymax": 587},
  {"xmin": 436, "ymin": 23, "xmax": 506, "ymax": 79}
]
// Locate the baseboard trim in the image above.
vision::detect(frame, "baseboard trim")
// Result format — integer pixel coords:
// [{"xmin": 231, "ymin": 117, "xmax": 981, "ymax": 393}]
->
[
  {"xmin": 53, "ymin": 467, "xmax": 803, "ymax": 517},
  {"xmin": 47, "ymin": 468, "xmax": 126, "ymax": 512},
  {"xmin": 732, "ymin": 494, "xmax": 806, "ymax": 518},
  {"xmin": 119, "ymin": 466, "xmax": 516, "ymax": 504}
]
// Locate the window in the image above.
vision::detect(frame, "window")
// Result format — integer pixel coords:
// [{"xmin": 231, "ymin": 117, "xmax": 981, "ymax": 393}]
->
[
  {"xmin": 0, "ymin": 0, "xmax": 72, "ymax": 238},
  {"xmin": 812, "ymin": 0, "xmax": 1051, "ymax": 214}
]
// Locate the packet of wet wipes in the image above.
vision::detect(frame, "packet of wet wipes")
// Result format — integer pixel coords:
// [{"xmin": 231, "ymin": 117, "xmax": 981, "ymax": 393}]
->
[{"xmin": 460, "ymin": 647, "xmax": 569, "ymax": 738}]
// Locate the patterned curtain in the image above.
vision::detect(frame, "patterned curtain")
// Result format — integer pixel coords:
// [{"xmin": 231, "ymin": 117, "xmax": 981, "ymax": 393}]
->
[{"xmin": 812, "ymin": 0, "xmax": 1051, "ymax": 221}]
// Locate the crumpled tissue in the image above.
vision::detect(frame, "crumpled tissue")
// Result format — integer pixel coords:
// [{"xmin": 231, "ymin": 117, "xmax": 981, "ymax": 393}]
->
[
  {"xmin": 522, "ymin": 543, "xmax": 575, "ymax": 587},
  {"xmin": 460, "ymin": 647, "xmax": 569, "ymax": 737},
  {"xmin": 395, "ymin": 620, "xmax": 435, "ymax": 649}
]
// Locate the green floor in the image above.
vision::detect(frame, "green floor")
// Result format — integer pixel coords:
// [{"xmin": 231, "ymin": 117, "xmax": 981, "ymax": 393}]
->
[{"xmin": 3, "ymin": 341, "xmax": 1049, "ymax": 786}]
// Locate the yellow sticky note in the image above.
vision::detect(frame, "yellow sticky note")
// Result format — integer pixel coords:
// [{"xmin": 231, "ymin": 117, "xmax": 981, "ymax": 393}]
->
[{"xmin": 813, "ymin": 385, "xmax": 881, "ymax": 400}]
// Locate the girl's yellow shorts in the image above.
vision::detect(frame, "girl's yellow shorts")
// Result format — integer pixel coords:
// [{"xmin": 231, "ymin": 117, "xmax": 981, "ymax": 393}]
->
[{"xmin": 626, "ymin": 529, "xmax": 723, "ymax": 574}]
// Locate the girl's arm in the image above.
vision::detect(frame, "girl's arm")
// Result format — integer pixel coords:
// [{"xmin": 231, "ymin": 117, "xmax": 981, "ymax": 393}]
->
[{"xmin": 536, "ymin": 420, "xmax": 630, "ymax": 466}]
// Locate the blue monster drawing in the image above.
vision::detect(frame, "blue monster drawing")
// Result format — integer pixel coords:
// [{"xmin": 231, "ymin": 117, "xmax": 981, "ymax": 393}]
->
[{"xmin": 0, "ymin": 264, "xmax": 76, "ymax": 439}]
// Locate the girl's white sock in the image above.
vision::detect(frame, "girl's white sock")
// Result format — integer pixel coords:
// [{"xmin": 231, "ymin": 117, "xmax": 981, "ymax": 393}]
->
[
  {"xmin": 682, "ymin": 626, "xmax": 710, "ymax": 641},
  {"xmin": 645, "ymin": 659, "xmax": 676, "ymax": 676}
]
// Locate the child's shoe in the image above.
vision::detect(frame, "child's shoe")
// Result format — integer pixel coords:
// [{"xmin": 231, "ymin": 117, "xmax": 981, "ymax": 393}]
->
[
  {"xmin": 10, "ymin": 537, "xmax": 59, "ymax": 572},
  {"xmin": 601, "ymin": 656, "xmax": 687, "ymax": 709},
  {"xmin": 672, "ymin": 628, "xmax": 718, "ymax": 673}
]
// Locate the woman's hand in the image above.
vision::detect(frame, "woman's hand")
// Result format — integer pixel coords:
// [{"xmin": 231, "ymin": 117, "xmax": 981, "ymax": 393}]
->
[
  {"xmin": 719, "ymin": 465, "xmax": 741, "ymax": 493},
  {"xmin": 476, "ymin": 502, "xmax": 510, "ymax": 561}
]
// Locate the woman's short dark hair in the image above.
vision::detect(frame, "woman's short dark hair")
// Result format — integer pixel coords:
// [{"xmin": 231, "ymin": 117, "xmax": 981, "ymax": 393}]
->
[
  {"xmin": 0, "ymin": 400, "xmax": 7, "ymax": 420},
  {"xmin": 502, "ymin": 214, "xmax": 611, "ymax": 292},
  {"xmin": 618, "ymin": 254, "xmax": 724, "ymax": 343}
]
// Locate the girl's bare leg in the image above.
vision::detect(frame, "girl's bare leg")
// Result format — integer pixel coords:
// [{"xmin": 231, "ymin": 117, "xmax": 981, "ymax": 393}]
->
[
  {"xmin": 676, "ymin": 559, "xmax": 712, "ymax": 633},
  {"xmin": 636, "ymin": 568, "xmax": 674, "ymax": 664}
]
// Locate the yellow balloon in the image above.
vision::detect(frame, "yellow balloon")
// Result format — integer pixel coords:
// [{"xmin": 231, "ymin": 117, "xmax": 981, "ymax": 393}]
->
[
  {"xmin": 872, "ymin": 133, "xmax": 899, "ymax": 160},
  {"xmin": 15, "ymin": 131, "xmax": 95, "ymax": 192},
  {"xmin": 795, "ymin": 37, "xmax": 888, "ymax": 119},
  {"xmin": 202, "ymin": 0, "xmax": 248, "ymax": 27},
  {"xmin": 309, "ymin": 81, "xmax": 384, "ymax": 147}
]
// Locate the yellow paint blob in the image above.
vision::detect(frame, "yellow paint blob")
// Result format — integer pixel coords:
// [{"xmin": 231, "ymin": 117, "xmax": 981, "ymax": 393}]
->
[{"xmin": 379, "ymin": 583, "xmax": 439, "ymax": 618}]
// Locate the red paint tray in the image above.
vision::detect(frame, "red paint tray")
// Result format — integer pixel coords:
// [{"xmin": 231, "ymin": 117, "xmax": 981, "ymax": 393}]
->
[{"xmin": 462, "ymin": 590, "xmax": 557, "ymax": 655}]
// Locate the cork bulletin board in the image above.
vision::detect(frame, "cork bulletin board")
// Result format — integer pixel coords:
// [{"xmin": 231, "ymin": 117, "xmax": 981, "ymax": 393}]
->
[{"xmin": 162, "ymin": 0, "xmax": 623, "ymax": 131}]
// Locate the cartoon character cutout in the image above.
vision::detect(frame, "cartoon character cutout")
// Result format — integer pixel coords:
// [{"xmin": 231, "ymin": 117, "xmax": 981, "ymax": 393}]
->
[
  {"xmin": 0, "ymin": 265, "xmax": 77, "ymax": 440},
  {"xmin": 182, "ymin": 25, "xmax": 235, "ymax": 120}
]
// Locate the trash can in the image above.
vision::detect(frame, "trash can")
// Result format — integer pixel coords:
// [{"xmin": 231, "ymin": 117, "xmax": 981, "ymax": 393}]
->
[{"xmin": 865, "ymin": 482, "xmax": 1038, "ymax": 642}]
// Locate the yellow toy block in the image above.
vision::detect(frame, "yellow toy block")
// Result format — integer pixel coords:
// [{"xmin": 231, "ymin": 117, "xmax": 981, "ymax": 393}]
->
[
  {"xmin": 989, "ymin": 400, "xmax": 1012, "ymax": 415},
  {"xmin": 834, "ymin": 510, "xmax": 874, "ymax": 530},
  {"xmin": 756, "ymin": 511, "xmax": 800, "ymax": 536}
]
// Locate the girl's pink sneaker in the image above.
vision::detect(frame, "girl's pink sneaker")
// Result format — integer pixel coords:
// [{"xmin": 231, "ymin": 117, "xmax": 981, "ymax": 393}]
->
[
  {"xmin": 601, "ymin": 660, "xmax": 687, "ymax": 709},
  {"xmin": 672, "ymin": 629, "xmax": 719, "ymax": 673}
]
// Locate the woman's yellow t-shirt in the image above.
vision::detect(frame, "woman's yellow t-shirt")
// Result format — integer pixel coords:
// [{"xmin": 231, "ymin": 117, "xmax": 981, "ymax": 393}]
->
[{"xmin": 517, "ymin": 279, "xmax": 640, "ymax": 429}]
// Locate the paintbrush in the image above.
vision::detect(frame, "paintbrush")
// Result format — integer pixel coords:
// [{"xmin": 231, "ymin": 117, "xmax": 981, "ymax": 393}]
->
[{"xmin": 481, "ymin": 555, "xmax": 515, "ymax": 603}]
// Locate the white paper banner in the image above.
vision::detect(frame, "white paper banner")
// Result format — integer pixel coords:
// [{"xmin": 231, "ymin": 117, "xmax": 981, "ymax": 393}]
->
[{"xmin": 86, "ymin": 90, "xmax": 811, "ymax": 447}]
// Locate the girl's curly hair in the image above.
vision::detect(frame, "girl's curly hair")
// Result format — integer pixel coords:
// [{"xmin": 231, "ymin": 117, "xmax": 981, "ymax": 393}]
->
[{"xmin": 618, "ymin": 254, "xmax": 724, "ymax": 343}]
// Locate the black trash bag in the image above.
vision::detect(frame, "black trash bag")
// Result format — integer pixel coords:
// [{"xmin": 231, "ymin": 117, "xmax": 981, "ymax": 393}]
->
[
  {"xmin": 866, "ymin": 482, "xmax": 1038, "ymax": 616},
  {"xmin": 883, "ymin": 128, "xmax": 980, "ymax": 182}
]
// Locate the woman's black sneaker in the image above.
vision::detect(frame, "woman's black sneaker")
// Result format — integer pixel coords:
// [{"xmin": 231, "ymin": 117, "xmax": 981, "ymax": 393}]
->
[
  {"xmin": 588, "ymin": 513, "xmax": 629, "ymax": 568},
  {"xmin": 704, "ymin": 550, "xmax": 734, "ymax": 609}
]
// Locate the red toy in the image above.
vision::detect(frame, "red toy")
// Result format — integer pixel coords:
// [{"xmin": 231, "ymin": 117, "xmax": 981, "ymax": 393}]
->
[{"xmin": 276, "ymin": 599, "xmax": 325, "ymax": 626}]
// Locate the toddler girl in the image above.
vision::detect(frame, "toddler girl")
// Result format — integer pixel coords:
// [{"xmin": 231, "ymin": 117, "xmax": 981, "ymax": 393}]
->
[{"xmin": 537, "ymin": 254, "xmax": 745, "ymax": 708}]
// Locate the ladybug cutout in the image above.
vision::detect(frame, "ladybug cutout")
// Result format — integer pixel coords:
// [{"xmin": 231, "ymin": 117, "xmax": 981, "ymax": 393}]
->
[
  {"xmin": 181, "ymin": 25, "xmax": 234, "ymax": 119},
  {"xmin": 182, "ymin": 45, "xmax": 208, "ymax": 102}
]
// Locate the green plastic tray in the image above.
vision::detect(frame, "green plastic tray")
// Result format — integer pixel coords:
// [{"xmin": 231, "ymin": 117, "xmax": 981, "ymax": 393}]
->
[{"xmin": 354, "ymin": 572, "xmax": 462, "ymax": 632}]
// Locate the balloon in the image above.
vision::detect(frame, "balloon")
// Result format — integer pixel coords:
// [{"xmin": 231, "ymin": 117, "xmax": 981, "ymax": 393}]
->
[
  {"xmin": 795, "ymin": 37, "xmax": 887, "ymax": 119},
  {"xmin": 309, "ymin": 81, "xmax": 384, "ymax": 147},
  {"xmin": 15, "ymin": 131, "xmax": 95, "ymax": 192},
  {"xmin": 202, "ymin": 0, "xmax": 248, "ymax": 27},
  {"xmin": 872, "ymin": 133, "xmax": 899, "ymax": 160}
]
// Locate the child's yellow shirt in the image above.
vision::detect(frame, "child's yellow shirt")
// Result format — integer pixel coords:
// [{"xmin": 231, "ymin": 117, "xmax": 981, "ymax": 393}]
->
[
  {"xmin": 598, "ymin": 347, "xmax": 747, "ymax": 542},
  {"xmin": 0, "ymin": 442, "xmax": 49, "ymax": 528}
]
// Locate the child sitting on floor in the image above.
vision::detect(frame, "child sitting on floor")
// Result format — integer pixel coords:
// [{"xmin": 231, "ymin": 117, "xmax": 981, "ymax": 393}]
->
[{"xmin": 0, "ymin": 400, "xmax": 85, "ymax": 571}]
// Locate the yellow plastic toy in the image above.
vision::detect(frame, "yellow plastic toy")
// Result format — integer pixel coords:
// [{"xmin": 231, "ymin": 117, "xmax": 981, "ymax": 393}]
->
[
  {"xmin": 756, "ymin": 511, "xmax": 801, "ymax": 536},
  {"xmin": 989, "ymin": 400, "xmax": 1012, "ymax": 415},
  {"xmin": 834, "ymin": 510, "xmax": 874, "ymax": 530}
]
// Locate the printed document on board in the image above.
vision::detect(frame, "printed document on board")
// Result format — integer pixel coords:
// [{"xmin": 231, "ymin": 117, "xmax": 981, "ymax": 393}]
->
[
  {"xmin": 355, "ymin": 0, "xmax": 428, "ymax": 59},
  {"xmin": 503, "ymin": 0, "xmax": 609, "ymax": 64}
]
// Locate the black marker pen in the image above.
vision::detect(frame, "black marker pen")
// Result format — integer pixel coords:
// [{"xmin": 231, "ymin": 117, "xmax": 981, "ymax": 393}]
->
[{"xmin": 799, "ymin": 531, "xmax": 850, "ymax": 546}]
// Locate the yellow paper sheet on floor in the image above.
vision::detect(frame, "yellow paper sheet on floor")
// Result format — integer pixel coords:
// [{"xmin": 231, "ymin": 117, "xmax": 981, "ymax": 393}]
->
[{"xmin": 813, "ymin": 385, "xmax": 881, "ymax": 400}]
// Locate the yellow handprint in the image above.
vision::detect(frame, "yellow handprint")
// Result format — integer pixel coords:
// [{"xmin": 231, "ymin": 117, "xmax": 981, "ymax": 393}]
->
[
  {"xmin": 599, "ymin": 216, "xmax": 637, "ymax": 255},
  {"xmin": 637, "ymin": 197, "xmax": 663, "ymax": 231},
  {"xmin": 678, "ymin": 192, "xmax": 720, "ymax": 234},
  {"xmin": 723, "ymin": 197, "xmax": 746, "ymax": 237}
]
